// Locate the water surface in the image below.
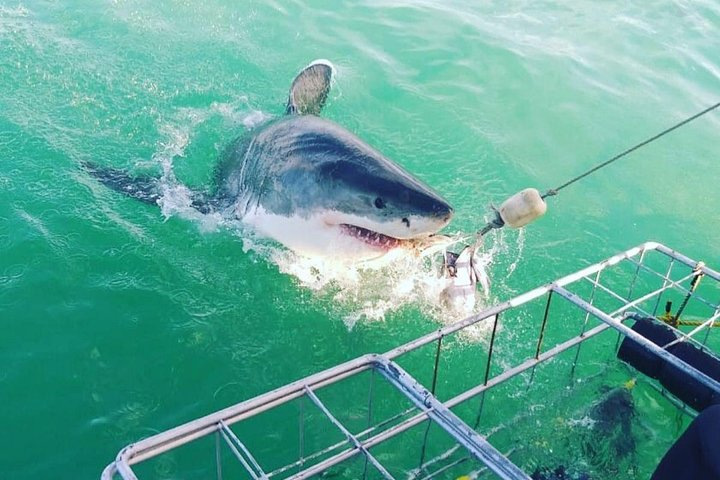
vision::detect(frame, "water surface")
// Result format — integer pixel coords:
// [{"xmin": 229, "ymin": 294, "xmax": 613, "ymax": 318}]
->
[{"xmin": 1, "ymin": 1, "xmax": 719, "ymax": 478}]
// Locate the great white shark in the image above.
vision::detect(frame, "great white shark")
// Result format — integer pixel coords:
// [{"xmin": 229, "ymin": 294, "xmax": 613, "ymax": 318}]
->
[{"xmin": 85, "ymin": 60, "xmax": 454, "ymax": 260}]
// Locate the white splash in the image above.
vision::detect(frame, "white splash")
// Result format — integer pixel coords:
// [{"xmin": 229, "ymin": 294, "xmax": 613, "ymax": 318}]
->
[
  {"xmin": 153, "ymin": 101, "xmax": 255, "ymax": 232},
  {"xmin": 0, "ymin": 5, "xmax": 30, "ymax": 17},
  {"xmin": 266, "ymin": 232, "xmax": 498, "ymax": 329}
]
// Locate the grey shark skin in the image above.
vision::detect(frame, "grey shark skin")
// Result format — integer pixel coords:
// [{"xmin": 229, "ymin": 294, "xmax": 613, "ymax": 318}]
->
[{"xmin": 86, "ymin": 60, "xmax": 454, "ymax": 260}]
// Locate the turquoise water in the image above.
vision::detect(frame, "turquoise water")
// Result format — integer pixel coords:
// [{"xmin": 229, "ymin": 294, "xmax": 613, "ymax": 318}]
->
[{"xmin": 1, "ymin": 1, "xmax": 719, "ymax": 478}]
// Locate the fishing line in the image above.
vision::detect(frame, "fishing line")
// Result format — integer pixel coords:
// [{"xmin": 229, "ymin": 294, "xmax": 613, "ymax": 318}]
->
[
  {"xmin": 476, "ymin": 101, "xmax": 720, "ymax": 237},
  {"xmin": 542, "ymin": 101, "xmax": 720, "ymax": 199}
]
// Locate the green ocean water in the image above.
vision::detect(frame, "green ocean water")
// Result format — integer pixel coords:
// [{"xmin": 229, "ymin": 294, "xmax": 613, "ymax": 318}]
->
[{"xmin": 1, "ymin": 1, "xmax": 719, "ymax": 478}]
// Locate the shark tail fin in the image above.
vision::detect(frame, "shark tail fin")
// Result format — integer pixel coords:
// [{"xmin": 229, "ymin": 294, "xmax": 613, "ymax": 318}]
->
[
  {"xmin": 82, "ymin": 161, "xmax": 214, "ymax": 213},
  {"xmin": 285, "ymin": 59, "xmax": 335, "ymax": 115},
  {"xmin": 83, "ymin": 161, "xmax": 162, "ymax": 205}
]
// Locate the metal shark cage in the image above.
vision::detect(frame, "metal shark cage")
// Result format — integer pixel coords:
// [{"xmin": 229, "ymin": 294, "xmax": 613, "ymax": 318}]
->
[{"xmin": 102, "ymin": 242, "xmax": 720, "ymax": 480}]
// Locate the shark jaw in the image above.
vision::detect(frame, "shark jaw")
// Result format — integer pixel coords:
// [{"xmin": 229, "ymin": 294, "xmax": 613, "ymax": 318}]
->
[
  {"xmin": 242, "ymin": 206, "xmax": 451, "ymax": 261},
  {"xmin": 339, "ymin": 224, "xmax": 402, "ymax": 250}
]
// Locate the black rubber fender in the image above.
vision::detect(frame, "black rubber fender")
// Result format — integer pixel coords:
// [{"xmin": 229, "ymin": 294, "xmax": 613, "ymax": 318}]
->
[
  {"xmin": 658, "ymin": 342, "xmax": 720, "ymax": 412},
  {"xmin": 617, "ymin": 318, "xmax": 677, "ymax": 378}
]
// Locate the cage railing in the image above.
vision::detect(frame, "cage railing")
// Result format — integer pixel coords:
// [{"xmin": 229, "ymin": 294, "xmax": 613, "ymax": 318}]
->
[{"xmin": 101, "ymin": 241, "xmax": 720, "ymax": 480}]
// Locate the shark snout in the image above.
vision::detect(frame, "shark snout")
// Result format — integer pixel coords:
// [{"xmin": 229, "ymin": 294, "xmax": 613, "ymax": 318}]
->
[
  {"xmin": 426, "ymin": 196, "xmax": 454, "ymax": 225},
  {"xmin": 397, "ymin": 199, "xmax": 453, "ymax": 238},
  {"xmin": 435, "ymin": 202, "xmax": 454, "ymax": 222},
  {"xmin": 391, "ymin": 192, "xmax": 454, "ymax": 238}
]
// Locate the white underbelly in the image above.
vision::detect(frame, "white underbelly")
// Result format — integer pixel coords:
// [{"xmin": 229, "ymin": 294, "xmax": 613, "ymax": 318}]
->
[{"xmin": 242, "ymin": 206, "xmax": 389, "ymax": 261}]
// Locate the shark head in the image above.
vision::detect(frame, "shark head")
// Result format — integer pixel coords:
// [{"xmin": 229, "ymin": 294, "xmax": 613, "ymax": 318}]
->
[
  {"xmin": 240, "ymin": 116, "xmax": 454, "ymax": 259},
  {"xmin": 311, "ymin": 137, "xmax": 454, "ymax": 255}
]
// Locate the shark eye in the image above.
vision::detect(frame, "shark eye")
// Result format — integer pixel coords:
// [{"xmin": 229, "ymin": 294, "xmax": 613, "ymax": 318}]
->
[{"xmin": 374, "ymin": 197, "xmax": 386, "ymax": 209}]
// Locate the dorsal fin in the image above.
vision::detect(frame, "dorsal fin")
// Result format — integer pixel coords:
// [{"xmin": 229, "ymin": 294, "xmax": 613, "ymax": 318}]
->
[{"xmin": 285, "ymin": 59, "xmax": 335, "ymax": 115}]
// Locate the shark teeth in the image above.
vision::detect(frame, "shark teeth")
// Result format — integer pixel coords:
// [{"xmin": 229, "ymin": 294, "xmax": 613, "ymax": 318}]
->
[{"xmin": 340, "ymin": 224, "xmax": 402, "ymax": 250}]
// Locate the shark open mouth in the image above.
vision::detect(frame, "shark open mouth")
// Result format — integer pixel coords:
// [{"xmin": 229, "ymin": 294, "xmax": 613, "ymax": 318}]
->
[{"xmin": 340, "ymin": 224, "xmax": 403, "ymax": 250}]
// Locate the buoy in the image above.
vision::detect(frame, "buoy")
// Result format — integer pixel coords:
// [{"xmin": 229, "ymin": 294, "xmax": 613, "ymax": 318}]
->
[{"xmin": 498, "ymin": 188, "xmax": 547, "ymax": 228}]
